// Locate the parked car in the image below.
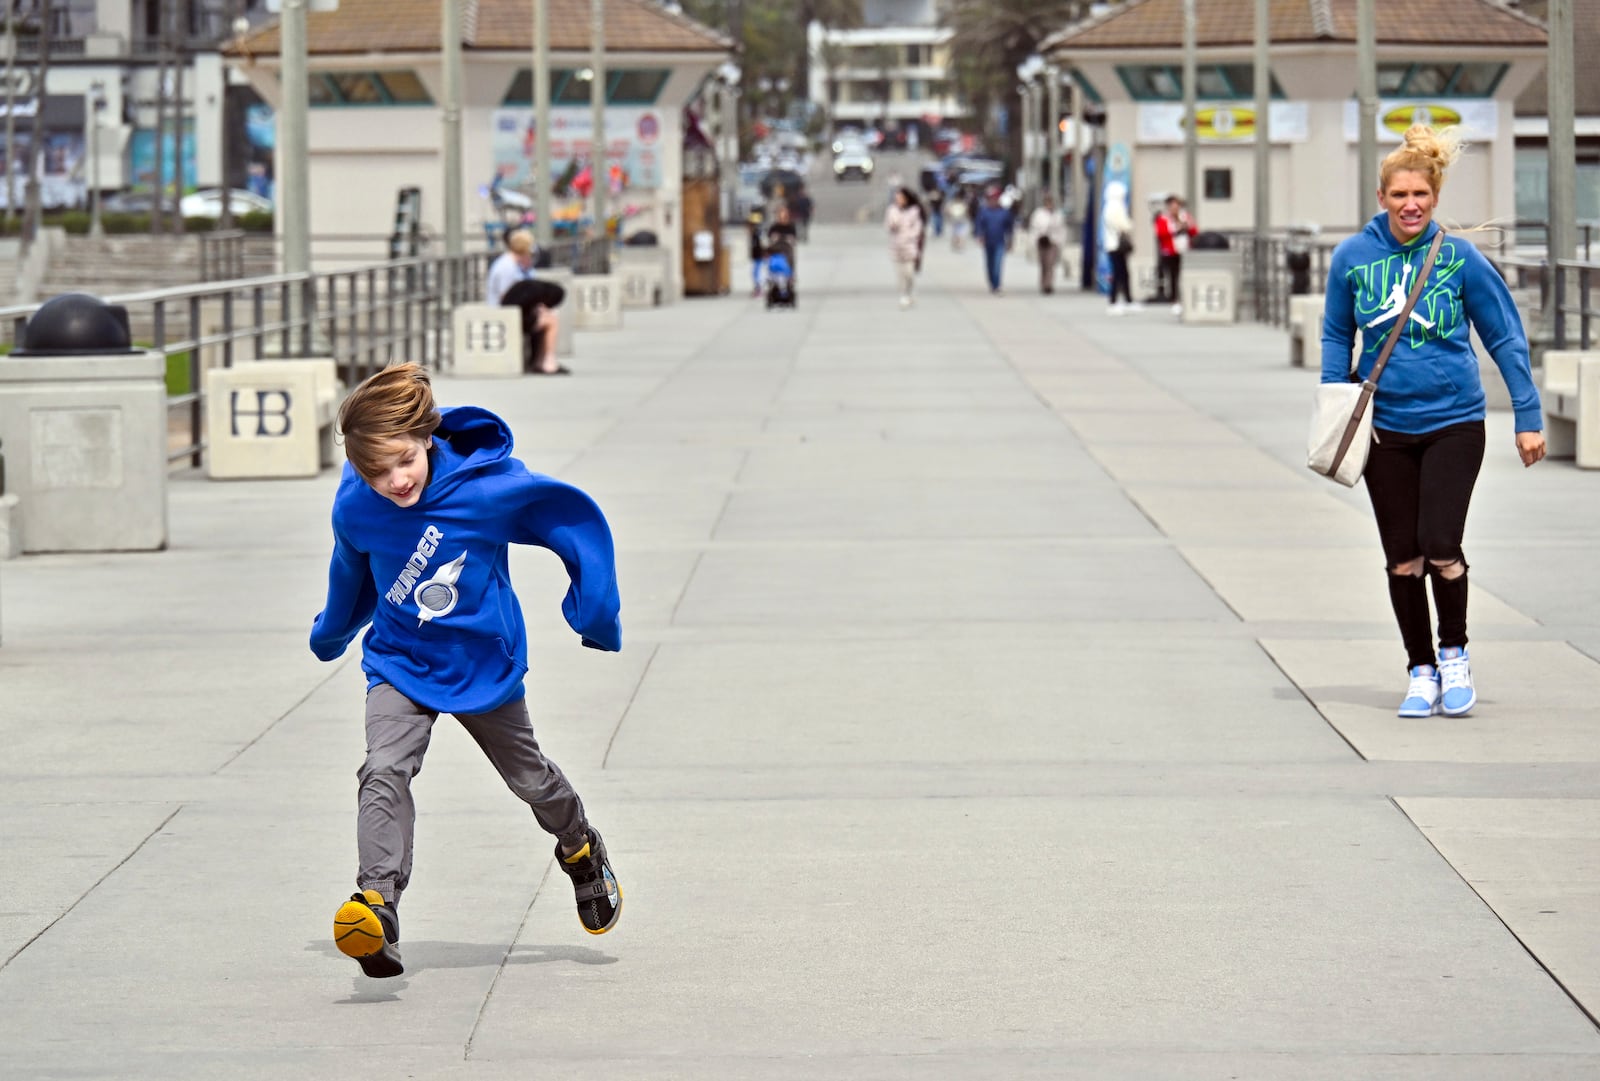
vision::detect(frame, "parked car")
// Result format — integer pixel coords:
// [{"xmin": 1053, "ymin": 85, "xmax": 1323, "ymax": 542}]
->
[
  {"xmin": 832, "ymin": 145, "xmax": 874, "ymax": 183},
  {"xmin": 179, "ymin": 188, "xmax": 274, "ymax": 219},
  {"xmin": 100, "ymin": 190, "xmax": 161, "ymax": 214},
  {"xmin": 735, "ymin": 164, "xmax": 768, "ymax": 219}
]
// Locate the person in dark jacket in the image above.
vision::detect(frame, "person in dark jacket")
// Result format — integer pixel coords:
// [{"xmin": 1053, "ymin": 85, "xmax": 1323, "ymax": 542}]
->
[{"xmin": 974, "ymin": 187, "xmax": 1014, "ymax": 294}]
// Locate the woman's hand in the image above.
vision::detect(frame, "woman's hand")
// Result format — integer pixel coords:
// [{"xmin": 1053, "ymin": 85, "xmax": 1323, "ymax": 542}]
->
[{"xmin": 1516, "ymin": 430, "xmax": 1546, "ymax": 467}]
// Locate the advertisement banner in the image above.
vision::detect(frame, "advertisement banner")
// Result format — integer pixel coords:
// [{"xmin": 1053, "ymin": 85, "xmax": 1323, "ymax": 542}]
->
[
  {"xmin": 1137, "ymin": 102, "xmax": 1310, "ymax": 145},
  {"xmin": 492, "ymin": 107, "xmax": 666, "ymax": 192},
  {"xmin": 1342, "ymin": 99, "xmax": 1498, "ymax": 143}
]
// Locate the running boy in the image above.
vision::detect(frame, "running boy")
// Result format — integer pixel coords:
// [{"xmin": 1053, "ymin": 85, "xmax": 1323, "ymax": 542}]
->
[{"xmin": 311, "ymin": 363, "xmax": 622, "ymax": 978}]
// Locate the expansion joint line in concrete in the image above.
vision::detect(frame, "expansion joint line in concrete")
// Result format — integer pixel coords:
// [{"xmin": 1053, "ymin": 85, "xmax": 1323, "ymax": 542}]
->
[
  {"xmin": 1255, "ymin": 639, "xmax": 1366, "ymax": 761},
  {"xmin": 211, "ymin": 656, "xmax": 355, "ymax": 775},
  {"xmin": 602, "ymin": 642, "xmax": 661, "ymax": 770},
  {"xmin": 1, "ymin": 805, "xmax": 183, "ymax": 972},
  {"xmin": 1392, "ymin": 797, "xmax": 1600, "ymax": 1034},
  {"xmin": 463, "ymin": 858, "xmax": 556, "ymax": 1061}
]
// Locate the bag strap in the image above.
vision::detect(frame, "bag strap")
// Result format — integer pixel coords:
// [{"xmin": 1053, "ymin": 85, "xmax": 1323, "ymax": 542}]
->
[
  {"xmin": 1365, "ymin": 228, "xmax": 1445, "ymax": 389},
  {"xmin": 1328, "ymin": 229, "xmax": 1445, "ymax": 471}
]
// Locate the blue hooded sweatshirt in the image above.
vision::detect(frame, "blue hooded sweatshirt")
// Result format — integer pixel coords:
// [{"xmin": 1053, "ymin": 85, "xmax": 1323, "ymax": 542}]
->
[
  {"xmin": 309, "ymin": 405, "xmax": 621, "ymax": 715},
  {"xmin": 1320, "ymin": 213, "xmax": 1542, "ymax": 435}
]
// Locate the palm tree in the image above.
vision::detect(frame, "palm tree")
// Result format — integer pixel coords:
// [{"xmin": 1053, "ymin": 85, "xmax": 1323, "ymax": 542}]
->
[{"xmin": 941, "ymin": 0, "xmax": 1093, "ymax": 165}]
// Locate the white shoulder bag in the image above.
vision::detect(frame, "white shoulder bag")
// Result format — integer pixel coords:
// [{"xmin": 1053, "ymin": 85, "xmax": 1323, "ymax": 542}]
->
[{"xmin": 1307, "ymin": 230, "xmax": 1444, "ymax": 487}]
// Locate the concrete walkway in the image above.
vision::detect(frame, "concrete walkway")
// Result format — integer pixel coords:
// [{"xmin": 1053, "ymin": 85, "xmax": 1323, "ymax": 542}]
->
[{"xmin": 2, "ymin": 222, "xmax": 1598, "ymax": 1080}]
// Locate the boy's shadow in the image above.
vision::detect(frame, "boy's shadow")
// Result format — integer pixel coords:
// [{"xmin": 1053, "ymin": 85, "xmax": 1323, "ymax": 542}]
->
[{"xmin": 307, "ymin": 940, "xmax": 618, "ymax": 1004}]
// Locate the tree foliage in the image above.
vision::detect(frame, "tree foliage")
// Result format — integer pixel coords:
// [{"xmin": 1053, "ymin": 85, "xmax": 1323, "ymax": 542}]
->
[
  {"xmin": 940, "ymin": 0, "xmax": 1093, "ymax": 158},
  {"xmin": 679, "ymin": 0, "xmax": 862, "ymax": 116}
]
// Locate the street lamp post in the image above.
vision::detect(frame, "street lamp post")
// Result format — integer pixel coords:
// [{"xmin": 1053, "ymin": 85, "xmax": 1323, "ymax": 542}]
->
[
  {"xmin": 88, "ymin": 80, "xmax": 105, "ymax": 237},
  {"xmin": 1046, "ymin": 65, "xmax": 1061, "ymax": 209},
  {"xmin": 589, "ymin": 0, "xmax": 607, "ymax": 246}
]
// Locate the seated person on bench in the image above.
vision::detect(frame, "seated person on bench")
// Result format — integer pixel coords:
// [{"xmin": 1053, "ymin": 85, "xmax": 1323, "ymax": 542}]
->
[{"xmin": 486, "ymin": 228, "xmax": 568, "ymax": 376}]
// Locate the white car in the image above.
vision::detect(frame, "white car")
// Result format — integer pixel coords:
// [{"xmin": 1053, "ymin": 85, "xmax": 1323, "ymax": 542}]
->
[{"xmin": 179, "ymin": 188, "xmax": 274, "ymax": 219}]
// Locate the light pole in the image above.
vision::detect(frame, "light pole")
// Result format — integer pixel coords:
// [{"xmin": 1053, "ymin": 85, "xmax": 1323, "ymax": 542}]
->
[
  {"xmin": 588, "ymin": 0, "xmax": 606, "ymax": 245},
  {"xmin": 717, "ymin": 61, "xmax": 740, "ymax": 223},
  {"xmin": 1016, "ymin": 54, "xmax": 1046, "ymax": 207},
  {"xmin": 533, "ymin": 0, "xmax": 552, "ymax": 250},
  {"xmin": 88, "ymin": 79, "xmax": 105, "ymax": 237},
  {"xmin": 1046, "ymin": 65, "xmax": 1062, "ymax": 209}
]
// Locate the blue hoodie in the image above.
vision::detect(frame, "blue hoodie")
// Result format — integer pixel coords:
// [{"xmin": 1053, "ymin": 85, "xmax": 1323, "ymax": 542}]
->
[
  {"xmin": 309, "ymin": 406, "xmax": 621, "ymax": 715},
  {"xmin": 1320, "ymin": 213, "xmax": 1542, "ymax": 434}
]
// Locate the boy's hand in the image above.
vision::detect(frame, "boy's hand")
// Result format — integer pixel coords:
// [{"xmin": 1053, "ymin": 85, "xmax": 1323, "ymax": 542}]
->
[{"xmin": 1516, "ymin": 431, "xmax": 1546, "ymax": 467}]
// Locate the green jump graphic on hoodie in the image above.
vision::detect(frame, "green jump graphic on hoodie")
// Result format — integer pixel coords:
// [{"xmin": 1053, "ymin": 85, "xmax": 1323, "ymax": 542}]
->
[{"xmin": 1348, "ymin": 239, "xmax": 1467, "ymax": 355}]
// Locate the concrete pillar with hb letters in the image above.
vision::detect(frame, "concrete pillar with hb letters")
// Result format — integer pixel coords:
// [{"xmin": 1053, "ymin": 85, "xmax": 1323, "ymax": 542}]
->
[{"xmin": 450, "ymin": 304, "xmax": 524, "ymax": 376}]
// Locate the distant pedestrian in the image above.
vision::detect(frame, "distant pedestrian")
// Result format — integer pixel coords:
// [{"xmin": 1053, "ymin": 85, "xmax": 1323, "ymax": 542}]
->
[
  {"xmin": 1028, "ymin": 195, "xmax": 1067, "ymax": 295},
  {"xmin": 975, "ymin": 187, "xmax": 1014, "ymax": 294},
  {"xmin": 1321, "ymin": 124, "xmax": 1544, "ymax": 720},
  {"xmin": 1101, "ymin": 195, "xmax": 1135, "ymax": 313},
  {"xmin": 485, "ymin": 228, "xmax": 566, "ymax": 374},
  {"xmin": 886, "ymin": 186, "xmax": 925, "ymax": 309},
  {"xmin": 312, "ymin": 363, "xmax": 624, "ymax": 979},
  {"xmin": 789, "ymin": 185, "xmax": 814, "ymax": 242},
  {"xmin": 1155, "ymin": 194, "xmax": 1197, "ymax": 312},
  {"xmin": 746, "ymin": 209, "xmax": 766, "ymax": 297},
  {"xmin": 946, "ymin": 188, "xmax": 970, "ymax": 252},
  {"xmin": 927, "ymin": 186, "xmax": 946, "ymax": 238}
]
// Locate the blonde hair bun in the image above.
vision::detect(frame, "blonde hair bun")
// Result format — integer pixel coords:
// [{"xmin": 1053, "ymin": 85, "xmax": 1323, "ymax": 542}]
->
[{"xmin": 1379, "ymin": 124, "xmax": 1466, "ymax": 194}]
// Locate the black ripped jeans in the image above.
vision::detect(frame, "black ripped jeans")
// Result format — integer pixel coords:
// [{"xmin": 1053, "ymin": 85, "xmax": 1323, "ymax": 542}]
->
[{"xmin": 1363, "ymin": 421, "xmax": 1486, "ymax": 671}]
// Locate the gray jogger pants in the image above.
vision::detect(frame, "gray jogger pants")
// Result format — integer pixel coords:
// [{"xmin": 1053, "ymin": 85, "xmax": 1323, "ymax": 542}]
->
[{"xmin": 356, "ymin": 683, "xmax": 589, "ymax": 903}]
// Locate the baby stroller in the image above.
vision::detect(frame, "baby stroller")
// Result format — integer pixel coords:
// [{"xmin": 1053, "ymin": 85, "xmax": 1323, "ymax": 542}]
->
[{"xmin": 764, "ymin": 249, "xmax": 797, "ymax": 309}]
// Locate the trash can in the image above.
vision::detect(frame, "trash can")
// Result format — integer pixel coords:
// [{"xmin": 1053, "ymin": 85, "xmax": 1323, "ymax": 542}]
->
[
  {"xmin": 0, "ymin": 293, "xmax": 169, "ymax": 552},
  {"xmin": 1285, "ymin": 224, "xmax": 1320, "ymax": 296}
]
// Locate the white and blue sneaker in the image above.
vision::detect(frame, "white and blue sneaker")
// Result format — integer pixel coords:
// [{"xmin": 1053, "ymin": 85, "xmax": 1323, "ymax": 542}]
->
[
  {"xmin": 1398, "ymin": 664, "xmax": 1441, "ymax": 717},
  {"xmin": 1438, "ymin": 646, "xmax": 1477, "ymax": 716}
]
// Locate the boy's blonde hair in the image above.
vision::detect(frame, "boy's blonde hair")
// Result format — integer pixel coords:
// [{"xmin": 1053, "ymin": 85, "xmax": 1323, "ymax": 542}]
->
[
  {"xmin": 1379, "ymin": 124, "xmax": 1465, "ymax": 196},
  {"xmin": 337, "ymin": 362, "xmax": 442, "ymax": 480}
]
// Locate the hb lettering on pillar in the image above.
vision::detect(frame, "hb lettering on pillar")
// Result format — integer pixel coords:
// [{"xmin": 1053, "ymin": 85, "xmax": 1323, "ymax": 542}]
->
[
  {"xmin": 230, "ymin": 389, "xmax": 294, "ymax": 437},
  {"xmin": 463, "ymin": 321, "xmax": 508, "ymax": 353}
]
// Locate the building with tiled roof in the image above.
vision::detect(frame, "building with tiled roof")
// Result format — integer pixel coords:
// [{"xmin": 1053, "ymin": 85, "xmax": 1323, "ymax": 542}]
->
[
  {"xmin": 1507, "ymin": 0, "xmax": 1600, "ymax": 231},
  {"xmin": 1040, "ymin": 0, "xmax": 1548, "ymax": 243},
  {"xmin": 225, "ymin": 0, "xmax": 732, "ymax": 294}
]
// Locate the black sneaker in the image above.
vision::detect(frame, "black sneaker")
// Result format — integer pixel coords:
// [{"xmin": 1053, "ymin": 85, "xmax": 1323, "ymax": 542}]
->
[
  {"xmin": 556, "ymin": 828, "xmax": 622, "ymax": 934},
  {"xmin": 333, "ymin": 889, "xmax": 403, "ymax": 978}
]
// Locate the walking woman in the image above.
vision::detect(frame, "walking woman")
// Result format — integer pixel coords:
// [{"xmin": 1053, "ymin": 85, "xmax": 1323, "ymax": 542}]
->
[
  {"xmin": 886, "ymin": 186, "xmax": 925, "ymax": 309},
  {"xmin": 1101, "ymin": 193, "xmax": 1135, "ymax": 313},
  {"xmin": 1320, "ymin": 124, "xmax": 1545, "ymax": 719}
]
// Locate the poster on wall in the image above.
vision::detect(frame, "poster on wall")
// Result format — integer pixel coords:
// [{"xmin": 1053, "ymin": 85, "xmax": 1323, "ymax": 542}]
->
[
  {"xmin": 1137, "ymin": 102, "xmax": 1310, "ymax": 145},
  {"xmin": 1342, "ymin": 99, "xmax": 1498, "ymax": 143},
  {"xmin": 0, "ymin": 131, "xmax": 86, "ymax": 209},
  {"xmin": 492, "ymin": 107, "xmax": 665, "ymax": 193},
  {"xmin": 129, "ymin": 122, "xmax": 198, "ymax": 192}
]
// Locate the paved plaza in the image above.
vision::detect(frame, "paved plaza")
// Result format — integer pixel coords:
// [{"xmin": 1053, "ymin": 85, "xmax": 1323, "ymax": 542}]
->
[{"xmin": 2, "ymin": 221, "xmax": 1599, "ymax": 1079}]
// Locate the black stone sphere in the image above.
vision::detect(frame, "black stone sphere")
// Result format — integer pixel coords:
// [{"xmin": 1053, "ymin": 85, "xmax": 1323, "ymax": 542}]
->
[{"xmin": 12, "ymin": 294, "xmax": 136, "ymax": 356}]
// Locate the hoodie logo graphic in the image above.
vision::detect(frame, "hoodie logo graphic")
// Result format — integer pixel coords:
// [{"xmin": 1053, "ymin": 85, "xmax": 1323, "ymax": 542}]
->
[
  {"xmin": 414, "ymin": 552, "xmax": 468, "ymax": 625},
  {"xmin": 1365, "ymin": 262, "xmax": 1435, "ymax": 333}
]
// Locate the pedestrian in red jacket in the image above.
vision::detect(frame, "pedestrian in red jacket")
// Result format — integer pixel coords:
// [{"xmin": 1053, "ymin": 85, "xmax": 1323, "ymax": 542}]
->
[{"xmin": 1155, "ymin": 195, "xmax": 1198, "ymax": 311}]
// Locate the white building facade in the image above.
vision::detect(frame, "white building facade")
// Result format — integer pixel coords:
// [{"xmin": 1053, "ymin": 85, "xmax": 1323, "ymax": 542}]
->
[
  {"xmin": 1044, "ymin": 0, "xmax": 1547, "ymax": 234},
  {"xmin": 805, "ymin": 0, "xmax": 968, "ymax": 136}
]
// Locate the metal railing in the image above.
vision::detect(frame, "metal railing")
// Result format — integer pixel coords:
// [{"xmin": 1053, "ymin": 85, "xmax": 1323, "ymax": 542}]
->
[
  {"xmin": 1554, "ymin": 260, "xmax": 1598, "ymax": 350},
  {"xmin": 1, "ymin": 251, "xmax": 492, "ymax": 469},
  {"xmin": 195, "ymin": 231, "xmax": 613, "ymax": 282}
]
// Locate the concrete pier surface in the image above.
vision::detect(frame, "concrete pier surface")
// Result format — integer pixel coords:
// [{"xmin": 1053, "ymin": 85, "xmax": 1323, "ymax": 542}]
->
[{"xmin": 2, "ymin": 221, "xmax": 1597, "ymax": 1080}]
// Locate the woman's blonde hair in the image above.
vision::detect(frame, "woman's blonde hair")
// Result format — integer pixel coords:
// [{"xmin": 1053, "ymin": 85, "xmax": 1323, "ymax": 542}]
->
[
  {"xmin": 1379, "ymin": 124, "xmax": 1465, "ymax": 195},
  {"xmin": 337, "ymin": 362, "xmax": 442, "ymax": 480}
]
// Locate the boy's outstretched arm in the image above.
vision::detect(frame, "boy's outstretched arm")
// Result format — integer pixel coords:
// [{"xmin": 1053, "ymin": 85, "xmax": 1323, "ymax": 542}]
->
[
  {"xmin": 511, "ymin": 477, "xmax": 622, "ymax": 651},
  {"xmin": 309, "ymin": 529, "xmax": 379, "ymax": 660}
]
